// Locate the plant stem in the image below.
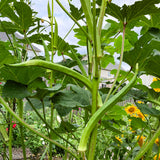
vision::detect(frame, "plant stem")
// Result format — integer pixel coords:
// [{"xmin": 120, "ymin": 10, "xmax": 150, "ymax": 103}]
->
[
  {"xmin": 125, "ymin": 127, "xmax": 146, "ymax": 160},
  {"xmin": 87, "ymin": 40, "xmax": 93, "ymax": 79},
  {"xmin": 18, "ymin": 99, "xmax": 26, "ymax": 160},
  {"xmin": 133, "ymin": 99, "xmax": 160, "ymax": 160},
  {"xmin": 26, "ymin": 98, "xmax": 76, "ymax": 150},
  {"xmin": 50, "ymin": 0, "xmax": 54, "ymax": 62},
  {"xmin": 87, "ymin": 0, "xmax": 99, "ymax": 159},
  {"xmin": 80, "ymin": 0, "xmax": 93, "ymax": 38},
  {"xmin": 134, "ymin": 126, "xmax": 160, "ymax": 160},
  {"xmin": 98, "ymin": 0, "xmax": 107, "ymax": 36},
  {"xmin": 40, "ymin": 144, "xmax": 49, "ymax": 160},
  {"xmin": 112, "ymin": 68, "xmax": 132, "ymax": 95},
  {"xmin": 9, "ymin": 114, "xmax": 13, "ymax": 160},
  {"xmin": 24, "ymin": 33, "xmax": 38, "ymax": 57},
  {"xmin": 0, "ymin": 96, "xmax": 79, "ymax": 159},
  {"xmin": 64, "ymin": 111, "xmax": 73, "ymax": 159},
  {"xmin": 78, "ymin": 64, "xmax": 138, "ymax": 152},
  {"xmin": 70, "ymin": 46, "xmax": 87, "ymax": 77},
  {"xmin": 56, "ymin": 0, "xmax": 92, "ymax": 42},
  {"xmin": 104, "ymin": 19, "xmax": 126, "ymax": 103},
  {"xmin": 87, "ymin": 125, "xmax": 98, "ymax": 160},
  {"xmin": 49, "ymin": 103, "xmax": 54, "ymax": 160},
  {"xmin": 8, "ymin": 60, "xmax": 93, "ymax": 91}
]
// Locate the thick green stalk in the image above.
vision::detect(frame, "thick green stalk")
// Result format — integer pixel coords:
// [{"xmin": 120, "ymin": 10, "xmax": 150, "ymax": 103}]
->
[
  {"xmin": 98, "ymin": 0, "xmax": 107, "ymax": 35},
  {"xmin": 50, "ymin": 2, "xmax": 54, "ymax": 62},
  {"xmin": 0, "ymin": 96, "xmax": 79, "ymax": 159},
  {"xmin": 18, "ymin": 99, "xmax": 26, "ymax": 160},
  {"xmin": 92, "ymin": 0, "xmax": 98, "ymax": 77},
  {"xmin": 78, "ymin": 63, "xmax": 138, "ymax": 152},
  {"xmin": 80, "ymin": 0, "xmax": 93, "ymax": 38},
  {"xmin": 87, "ymin": 1, "xmax": 99, "ymax": 159},
  {"xmin": 7, "ymin": 60, "xmax": 92, "ymax": 91},
  {"xmin": 87, "ymin": 40, "xmax": 93, "ymax": 79},
  {"xmin": 134, "ymin": 99, "xmax": 160, "ymax": 160},
  {"xmin": 55, "ymin": 0, "xmax": 91, "ymax": 42},
  {"xmin": 87, "ymin": 125, "xmax": 98, "ymax": 160}
]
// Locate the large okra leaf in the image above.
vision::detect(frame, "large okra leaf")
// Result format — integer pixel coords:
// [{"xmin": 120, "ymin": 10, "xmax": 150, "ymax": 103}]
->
[
  {"xmin": 0, "ymin": 65, "xmax": 45, "ymax": 85},
  {"xmin": 51, "ymin": 85, "xmax": 91, "ymax": 116}
]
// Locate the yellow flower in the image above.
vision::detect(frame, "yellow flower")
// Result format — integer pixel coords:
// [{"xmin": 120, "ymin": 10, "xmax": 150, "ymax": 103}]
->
[
  {"xmin": 137, "ymin": 100, "xmax": 144, "ymax": 104},
  {"xmin": 125, "ymin": 105, "xmax": 138, "ymax": 115},
  {"xmin": 154, "ymin": 154, "xmax": 160, "ymax": 160},
  {"xmin": 129, "ymin": 127, "xmax": 136, "ymax": 133},
  {"xmin": 153, "ymin": 88, "xmax": 160, "ymax": 92},
  {"xmin": 115, "ymin": 136, "xmax": 122, "ymax": 143},
  {"xmin": 153, "ymin": 77, "xmax": 160, "ymax": 82},
  {"xmin": 136, "ymin": 111, "xmax": 146, "ymax": 121},
  {"xmin": 155, "ymin": 138, "xmax": 160, "ymax": 146},
  {"xmin": 152, "ymin": 77, "xmax": 160, "ymax": 92},
  {"xmin": 137, "ymin": 135, "xmax": 145, "ymax": 147}
]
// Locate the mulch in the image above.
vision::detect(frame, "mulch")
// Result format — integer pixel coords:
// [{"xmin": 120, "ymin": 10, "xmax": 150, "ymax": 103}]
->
[{"xmin": 0, "ymin": 148, "xmax": 62, "ymax": 160}]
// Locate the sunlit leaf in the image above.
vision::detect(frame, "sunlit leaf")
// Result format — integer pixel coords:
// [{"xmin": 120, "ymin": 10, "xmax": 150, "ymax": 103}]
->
[
  {"xmin": 107, "ymin": 0, "xmax": 160, "ymax": 23},
  {"xmin": 0, "ymin": 21, "xmax": 19, "ymax": 33},
  {"xmin": 150, "ymin": 80, "xmax": 160, "ymax": 88},
  {"xmin": 104, "ymin": 105, "xmax": 127, "ymax": 120},
  {"xmin": 114, "ymin": 35, "xmax": 133, "ymax": 54},
  {"xmin": 0, "ymin": 41, "xmax": 16, "ymax": 66},
  {"xmin": 0, "ymin": 65, "xmax": 45, "ymax": 85},
  {"xmin": 69, "ymin": 3, "xmax": 83, "ymax": 20},
  {"xmin": 101, "ymin": 54, "xmax": 115, "ymax": 69},
  {"xmin": 14, "ymin": 2, "xmax": 32, "ymax": 31}
]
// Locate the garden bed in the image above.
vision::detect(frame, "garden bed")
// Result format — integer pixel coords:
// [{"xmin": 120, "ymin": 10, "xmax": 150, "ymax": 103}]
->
[{"xmin": 0, "ymin": 148, "xmax": 63, "ymax": 160}]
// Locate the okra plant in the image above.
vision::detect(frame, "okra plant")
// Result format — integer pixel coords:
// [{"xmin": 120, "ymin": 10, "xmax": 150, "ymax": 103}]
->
[{"xmin": 0, "ymin": 0, "xmax": 160, "ymax": 159}]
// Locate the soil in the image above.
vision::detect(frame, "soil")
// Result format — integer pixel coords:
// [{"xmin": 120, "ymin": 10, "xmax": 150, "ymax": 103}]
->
[{"xmin": 0, "ymin": 148, "xmax": 63, "ymax": 160}]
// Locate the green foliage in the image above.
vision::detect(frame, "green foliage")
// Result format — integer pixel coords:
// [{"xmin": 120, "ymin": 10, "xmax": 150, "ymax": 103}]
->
[
  {"xmin": 51, "ymin": 85, "xmax": 91, "ymax": 116},
  {"xmin": 69, "ymin": 3, "xmax": 83, "ymax": 20},
  {"xmin": 2, "ymin": 80, "xmax": 31, "ymax": 99},
  {"xmin": 136, "ymin": 103, "xmax": 160, "ymax": 118},
  {"xmin": 107, "ymin": 0, "xmax": 160, "ymax": 23},
  {"xmin": 14, "ymin": 2, "xmax": 32, "ymax": 31},
  {"xmin": 0, "ymin": 41, "xmax": 16, "ymax": 66},
  {"xmin": 0, "ymin": 66, "xmax": 45, "ymax": 85},
  {"xmin": 101, "ymin": 54, "xmax": 115, "ymax": 68},
  {"xmin": 25, "ymin": 97, "xmax": 50, "ymax": 111}
]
